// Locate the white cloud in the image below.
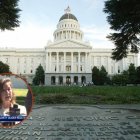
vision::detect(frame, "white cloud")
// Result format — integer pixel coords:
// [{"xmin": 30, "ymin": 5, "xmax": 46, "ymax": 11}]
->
[
  {"xmin": 83, "ymin": 0, "xmax": 101, "ymax": 10},
  {"xmin": 82, "ymin": 24, "xmax": 115, "ymax": 48},
  {"xmin": 0, "ymin": 19, "xmax": 115, "ymax": 49},
  {"xmin": 0, "ymin": 22, "xmax": 55, "ymax": 48}
]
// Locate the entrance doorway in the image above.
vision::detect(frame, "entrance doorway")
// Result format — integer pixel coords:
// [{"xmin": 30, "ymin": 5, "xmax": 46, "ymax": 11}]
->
[
  {"xmin": 51, "ymin": 76, "xmax": 55, "ymax": 85},
  {"xmin": 74, "ymin": 76, "xmax": 78, "ymax": 85},
  {"xmin": 59, "ymin": 76, "xmax": 63, "ymax": 85},
  {"xmin": 66, "ymin": 76, "xmax": 71, "ymax": 85}
]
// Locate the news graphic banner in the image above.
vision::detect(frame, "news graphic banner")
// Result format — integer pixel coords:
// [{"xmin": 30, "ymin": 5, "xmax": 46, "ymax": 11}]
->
[
  {"xmin": 0, "ymin": 115, "xmax": 26, "ymax": 122},
  {"xmin": 0, "ymin": 105, "xmax": 140, "ymax": 140}
]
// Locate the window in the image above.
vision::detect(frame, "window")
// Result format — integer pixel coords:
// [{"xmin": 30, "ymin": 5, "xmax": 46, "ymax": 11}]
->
[
  {"xmin": 6, "ymin": 58, "xmax": 8, "ymax": 63},
  {"xmin": 18, "ymin": 58, "xmax": 20, "ymax": 63},
  {"xmin": 24, "ymin": 58, "xmax": 26, "ymax": 63},
  {"xmin": 59, "ymin": 57, "xmax": 61, "ymax": 62},
  {"xmin": 66, "ymin": 65, "xmax": 71, "ymax": 72},
  {"xmin": 80, "ymin": 65, "xmax": 82, "ymax": 71},
  {"xmin": 96, "ymin": 57, "xmax": 100, "ymax": 65},
  {"xmin": 31, "ymin": 58, "xmax": 34, "ymax": 63},
  {"xmin": 59, "ymin": 65, "xmax": 61, "ymax": 72},
  {"xmin": 76, "ymin": 57, "xmax": 78, "ymax": 62},
  {"xmin": 111, "ymin": 66, "xmax": 114, "ymax": 73},
  {"xmin": 118, "ymin": 66, "xmax": 120, "ymax": 73}
]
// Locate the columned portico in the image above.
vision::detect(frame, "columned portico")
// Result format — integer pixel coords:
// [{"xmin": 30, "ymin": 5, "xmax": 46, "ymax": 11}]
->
[
  {"xmin": 45, "ymin": 73, "xmax": 92, "ymax": 85},
  {"xmin": 45, "ymin": 50, "xmax": 92, "ymax": 85}
]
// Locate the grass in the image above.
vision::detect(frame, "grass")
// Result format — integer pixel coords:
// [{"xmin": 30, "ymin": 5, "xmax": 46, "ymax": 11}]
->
[
  {"xmin": 13, "ymin": 88, "xmax": 28, "ymax": 97},
  {"xmin": 31, "ymin": 85, "xmax": 140, "ymax": 104},
  {"xmin": 13, "ymin": 88, "xmax": 28, "ymax": 105}
]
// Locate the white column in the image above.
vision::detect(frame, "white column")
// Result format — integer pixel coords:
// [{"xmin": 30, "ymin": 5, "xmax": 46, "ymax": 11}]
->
[
  {"xmin": 71, "ymin": 75, "xmax": 74, "ymax": 84},
  {"xmin": 122, "ymin": 58, "xmax": 125, "ymax": 71},
  {"xmin": 67, "ymin": 31, "xmax": 68, "ymax": 39},
  {"xmin": 57, "ymin": 52, "xmax": 59, "ymax": 72},
  {"xmin": 56, "ymin": 76, "xmax": 58, "ymax": 85},
  {"xmin": 78, "ymin": 52, "xmax": 80, "ymax": 73},
  {"xmin": 89, "ymin": 53, "xmax": 92, "ymax": 73},
  {"xmin": 62, "ymin": 31, "xmax": 63, "ymax": 39},
  {"xmin": 49, "ymin": 52, "xmax": 52, "ymax": 72},
  {"xmin": 64, "ymin": 52, "xmax": 66, "ymax": 72},
  {"xmin": 91, "ymin": 56, "xmax": 94, "ymax": 71},
  {"xmin": 134, "ymin": 55, "xmax": 138, "ymax": 66},
  {"xmin": 85, "ymin": 52, "xmax": 88, "ymax": 72},
  {"xmin": 101, "ymin": 56, "xmax": 103, "ymax": 67},
  {"xmin": 63, "ymin": 75, "xmax": 66, "ymax": 85},
  {"xmin": 46, "ymin": 52, "xmax": 48, "ymax": 73},
  {"xmin": 71, "ymin": 52, "xmax": 73, "ymax": 73},
  {"xmin": 78, "ymin": 76, "xmax": 81, "ymax": 85}
]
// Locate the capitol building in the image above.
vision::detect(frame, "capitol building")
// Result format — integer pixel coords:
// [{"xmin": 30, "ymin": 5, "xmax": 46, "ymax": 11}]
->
[{"xmin": 0, "ymin": 7, "xmax": 139, "ymax": 85}]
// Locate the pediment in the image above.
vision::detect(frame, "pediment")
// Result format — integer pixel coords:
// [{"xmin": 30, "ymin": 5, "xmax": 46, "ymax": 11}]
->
[{"xmin": 47, "ymin": 40, "xmax": 92, "ymax": 49}]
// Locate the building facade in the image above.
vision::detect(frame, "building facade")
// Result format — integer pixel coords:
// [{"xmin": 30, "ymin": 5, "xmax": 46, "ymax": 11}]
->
[{"xmin": 0, "ymin": 7, "xmax": 139, "ymax": 85}]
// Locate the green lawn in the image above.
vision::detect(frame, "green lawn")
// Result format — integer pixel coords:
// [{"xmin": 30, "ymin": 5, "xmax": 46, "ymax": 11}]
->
[
  {"xmin": 13, "ymin": 88, "xmax": 28, "ymax": 105},
  {"xmin": 31, "ymin": 86, "xmax": 140, "ymax": 104},
  {"xmin": 13, "ymin": 88, "xmax": 28, "ymax": 97}
]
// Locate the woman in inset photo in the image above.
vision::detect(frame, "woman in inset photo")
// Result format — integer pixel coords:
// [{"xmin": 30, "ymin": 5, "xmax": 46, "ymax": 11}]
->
[{"xmin": 0, "ymin": 76, "xmax": 31, "ymax": 127}]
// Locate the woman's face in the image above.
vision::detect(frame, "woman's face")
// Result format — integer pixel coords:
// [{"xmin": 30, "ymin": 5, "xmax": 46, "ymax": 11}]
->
[{"xmin": 1, "ymin": 81, "xmax": 13, "ymax": 103}]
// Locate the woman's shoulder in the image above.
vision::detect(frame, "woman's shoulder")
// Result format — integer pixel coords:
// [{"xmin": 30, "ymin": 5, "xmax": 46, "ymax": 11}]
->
[
  {"xmin": 16, "ymin": 104, "xmax": 26, "ymax": 109},
  {"xmin": 16, "ymin": 104, "xmax": 27, "ymax": 115}
]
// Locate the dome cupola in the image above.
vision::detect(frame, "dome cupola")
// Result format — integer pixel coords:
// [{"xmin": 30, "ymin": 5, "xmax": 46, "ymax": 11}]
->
[
  {"xmin": 59, "ymin": 6, "xmax": 78, "ymax": 22},
  {"xmin": 53, "ymin": 6, "xmax": 83, "ymax": 42}
]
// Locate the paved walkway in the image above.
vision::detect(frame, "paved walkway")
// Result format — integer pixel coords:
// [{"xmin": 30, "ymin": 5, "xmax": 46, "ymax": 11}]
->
[{"xmin": 0, "ymin": 104, "xmax": 140, "ymax": 140}]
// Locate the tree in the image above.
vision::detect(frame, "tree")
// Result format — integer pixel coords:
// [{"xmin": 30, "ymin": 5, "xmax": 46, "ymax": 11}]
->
[
  {"xmin": 33, "ymin": 64, "xmax": 45, "ymax": 85},
  {"xmin": 104, "ymin": 0, "xmax": 140, "ymax": 60},
  {"xmin": 128, "ymin": 63, "xmax": 136, "ymax": 84},
  {"xmin": 0, "ymin": 61, "xmax": 10, "ymax": 73},
  {"xmin": 92, "ymin": 66, "xmax": 100, "ymax": 85},
  {"xmin": 136, "ymin": 66, "xmax": 140, "ymax": 84},
  {"xmin": 112, "ymin": 74, "xmax": 122, "ymax": 85},
  {"xmin": 121, "ymin": 70, "xmax": 129, "ymax": 85},
  {"xmin": 99, "ymin": 66, "xmax": 108, "ymax": 85},
  {"xmin": 112, "ymin": 70, "xmax": 129, "ymax": 86},
  {"xmin": 0, "ymin": 0, "xmax": 21, "ymax": 30}
]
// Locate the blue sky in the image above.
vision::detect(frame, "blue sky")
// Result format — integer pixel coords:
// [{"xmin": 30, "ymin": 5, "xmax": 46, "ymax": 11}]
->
[{"xmin": 0, "ymin": 0, "xmax": 114, "ymax": 48}]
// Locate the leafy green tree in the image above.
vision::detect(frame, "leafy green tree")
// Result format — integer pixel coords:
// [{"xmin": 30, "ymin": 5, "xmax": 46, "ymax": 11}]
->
[
  {"xmin": 104, "ymin": 0, "xmax": 140, "ymax": 60},
  {"xmin": 0, "ymin": 0, "xmax": 21, "ymax": 30},
  {"xmin": 99, "ymin": 66, "xmax": 108, "ymax": 85},
  {"xmin": 112, "ymin": 74, "xmax": 122, "ymax": 85},
  {"xmin": 136, "ymin": 66, "xmax": 140, "ymax": 84},
  {"xmin": 128, "ymin": 63, "xmax": 136, "ymax": 84},
  {"xmin": 92, "ymin": 66, "xmax": 100, "ymax": 85},
  {"xmin": 111, "ymin": 70, "xmax": 129, "ymax": 86},
  {"xmin": 121, "ymin": 70, "xmax": 129, "ymax": 85},
  {"xmin": 33, "ymin": 64, "xmax": 45, "ymax": 85},
  {"xmin": 0, "ymin": 61, "xmax": 10, "ymax": 73}
]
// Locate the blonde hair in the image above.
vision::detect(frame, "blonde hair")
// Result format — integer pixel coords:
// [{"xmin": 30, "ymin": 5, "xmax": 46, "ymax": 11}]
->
[{"xmin": 0, "ymin": 78, "xmax": 16, "ymax": 104}]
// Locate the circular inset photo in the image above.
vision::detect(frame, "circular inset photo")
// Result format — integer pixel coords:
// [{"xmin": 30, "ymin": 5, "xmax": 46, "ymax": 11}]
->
[{"xmin": 0, "ymin": 73, "xmax": 33, "ymax": 127}]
